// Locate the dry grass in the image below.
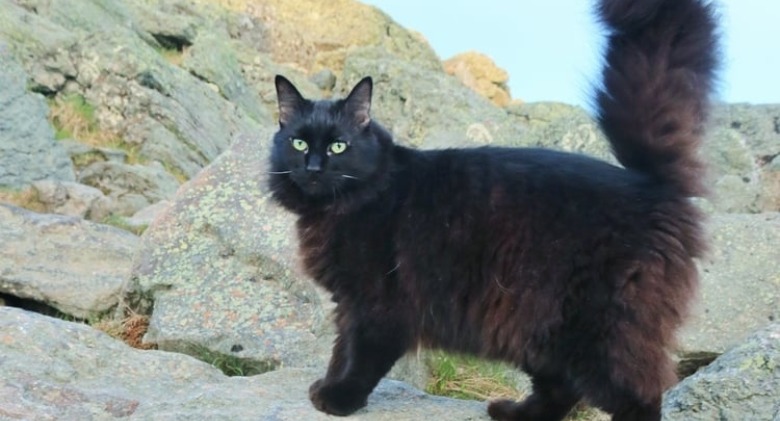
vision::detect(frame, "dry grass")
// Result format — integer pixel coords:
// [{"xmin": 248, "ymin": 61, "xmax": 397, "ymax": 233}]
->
[
  {"xmin": 0, "ymin": 187, "xmax": 46, "ymax": 212},
  {"xmin": 154, "ymin": 45, "xmax": 186, "ymax": 66},
  {"xmin": 49, "ymin": 94, "xmax": 117, "ymax": 147},
  {"xmin": 93, "ymin": 313, "xmax": 157, "ymax": 350},
  {"xmin": 426, "ymin": 351, "xmax": 610, "ymax": 421}
]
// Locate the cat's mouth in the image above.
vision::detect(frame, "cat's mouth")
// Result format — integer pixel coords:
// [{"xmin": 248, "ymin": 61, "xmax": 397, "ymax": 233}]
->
[{"xmin": 292, "ymin": 173, "xmax": 341, "ymax": 197}]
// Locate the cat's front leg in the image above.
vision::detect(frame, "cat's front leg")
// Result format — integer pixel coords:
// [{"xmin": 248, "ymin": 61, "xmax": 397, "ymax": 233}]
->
[{"xmin": 309, "ymin": 309, "xmax": 411, "ymax": 416}]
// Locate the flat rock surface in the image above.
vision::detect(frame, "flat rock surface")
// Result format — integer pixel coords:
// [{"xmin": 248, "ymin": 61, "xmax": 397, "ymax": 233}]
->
[
  {"xmin": 681, "ymin": 213, "xmax": 780, "ymax": 354},
  {"xmin": 0, "ymin": 306, "xmax": 491, "ymax": 421},
  {"xmin": 0, "ymin": 204, "xmax": 139, "ymax": 318}
]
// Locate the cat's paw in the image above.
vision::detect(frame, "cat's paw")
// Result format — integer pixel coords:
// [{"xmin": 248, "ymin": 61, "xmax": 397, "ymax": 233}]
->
[
  {"xmin": 487, "ymin": 399, "xmax": 520, "ymax": 421},
  {"xmin": 308, "ymin": 378, "xmax": 368, "ymax": 416}
]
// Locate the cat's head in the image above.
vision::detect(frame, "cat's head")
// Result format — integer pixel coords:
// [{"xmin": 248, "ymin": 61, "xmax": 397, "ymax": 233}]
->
[{"xmin": 269, "ymin": 75, "xmax": 392, "ymax": 211}]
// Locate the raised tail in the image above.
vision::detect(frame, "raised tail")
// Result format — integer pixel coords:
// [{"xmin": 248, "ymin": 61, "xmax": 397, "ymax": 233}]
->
[{"xmin": 595, "ymin": 0, "xmax": 720, "ymax": 197}]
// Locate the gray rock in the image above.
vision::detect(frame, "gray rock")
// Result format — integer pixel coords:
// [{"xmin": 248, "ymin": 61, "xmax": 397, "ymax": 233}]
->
[
  {"xmin": 339, "ymin": 47, "xmax": 527, "ymax": 149},
  {"xmin": 0, "ymin": 43, "xmax": 75, "ymax": 187},
  {"xmin": 680, "ymin": 213, "xmax": 780, "ymax": 356},
  {"xmin": 0, "ymin": 306, "xmax": 490, "ymax": 420},
  {"xmin": 705, "ymin": 104, "xmax": 780, "ymax": 213},
  {"xmin": 121, "ymin": 200, "xmax": 171, "ymax": 231},
  {"xmin": 663, "ymin": 323, "xmax": 780, "ymax": 421},
  {"xmin": 78, "ymin": 161, "xmax": 181, "ymax": 217},
  {"xmin": 59, "ymin": 139, "xmax": 130, "ymax": 165},
  {"xmin": 2, "ymin": 0, "xmax": 270, "ymax": 182},
  {"xmin": 182, "ymin": 31, "xmax": 271, "ymax": 124},
  {"xmin": 0, "ymin": 0, "xmax": 77, "ymax": 67},
  {"xmin": 0, "ymin": 204, "xmax": 139, "ymax": 318},
  {"xmin": 31, "ymin": 179, "xmax": 112, "ymax": 220},
  {"xmin": 67, "ymin": 30, "xmax": 261, "ymax": 179},
  {"xmin": 506, "ymin": 101, "xmax": 616, "ymax": 163},
  {"xmin": 310, "ymin": 68, "xmax": 337, "ymax": 91},
  {"xmin": 123, "ymin": 129, "xmax": 330, "ymax": 370}
]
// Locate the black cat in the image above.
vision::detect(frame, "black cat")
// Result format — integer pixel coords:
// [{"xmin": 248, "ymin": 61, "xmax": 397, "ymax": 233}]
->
[{"xmin": 267, "ymin": 0, "xmax": 719, "ymax": 419}]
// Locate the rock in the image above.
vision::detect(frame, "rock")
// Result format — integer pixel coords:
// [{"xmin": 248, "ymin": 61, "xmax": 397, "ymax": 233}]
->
[
  {"xmin": 31, "ymin": 179, "xmax": 112, "ymax": 220},
  {"xmin": 59, "ymin": 139, "xmax": 130, "ymax": 167},
  {"xmin": 181, "ymin": 31, "xmax": 271, "ymax": 124},
  {"xmin": 680, "ymin": 213, "xmax": 780, "ymax": 357},
  {"xmin": 123, "ymin": 129, "xmax": 330, "ymax": 370},
  {"xmin": 0, "ymin": 306, "xmax": 490, "ymax": 420},
  {"xmin": 68, "ymin": 30, "xmax": 262, "ymax": 179},
  {"xmin": 663, "ymin": 323, "xmax": 780, "ymax": 421},
  {"xmin": 1, "ymin": 0, "xmax": 269, "ymax": 182},
  {"xmin": 704, "ymin": 104, "xmax": 780, "ymax": 213},
  {"xmin": 120, "ymin": 200, "xmax": 171, "ymax": 232},
  {"xmin": 0, "ymin": 43, "xmax": 75, "ymax": 187},
  {"xmin": 443, "ymin": 51, "xmax": 512, "ymax": 107},
  {"xmin": 310, "ymin": 68, "xmax": 337, "ymax": 91},
  {"xmin": 245, "ymin": 0, "xmax": 442, "ymax": 76},
  {"xmin": 507, "ymin": 101, "xmax": 617, "ymax": 163},
  {"xmin": 0, "ymin": 204, "xmax": 139, "ymax": 318},
  {"xmin": 338, "ymin": 47, "xmax": 527, "ymax": 149},
  {"xmin": 78, "ymin": 161, "xmax": 181, "ymax": 217}
]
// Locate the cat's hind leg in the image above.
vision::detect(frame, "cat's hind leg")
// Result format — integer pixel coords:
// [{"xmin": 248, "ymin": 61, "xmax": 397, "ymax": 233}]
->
[
  {"xmin": 487, "ymin": 374, "xmax": 580, "ymax": 421},
  {"xmin": 574, "ymin": 331, "xmax": 673, "ymax": 421}
]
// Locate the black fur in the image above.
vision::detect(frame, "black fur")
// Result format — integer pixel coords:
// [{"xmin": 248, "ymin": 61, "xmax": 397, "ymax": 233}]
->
[{"xmin": 267, "ymin": 0, "xmax": 719, "ymax": 419}]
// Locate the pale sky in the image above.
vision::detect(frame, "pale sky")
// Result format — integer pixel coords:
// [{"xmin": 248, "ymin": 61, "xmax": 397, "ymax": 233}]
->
[{"xmin": 362, "ymin": 0, "xmax": 779, "ymax": 108}]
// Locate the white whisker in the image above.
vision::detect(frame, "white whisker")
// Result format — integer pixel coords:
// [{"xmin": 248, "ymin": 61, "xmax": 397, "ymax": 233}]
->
[
  {"xmin": 342, "ymin": 174, "xmax": 359, "ymax": 180},
  {"xmin": 267, "ymin": 171, "xmax": 292, "ymax": 174}
]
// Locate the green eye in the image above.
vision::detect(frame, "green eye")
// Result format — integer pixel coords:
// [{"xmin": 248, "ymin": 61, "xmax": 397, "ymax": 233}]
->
[
  {"xmin": 290, "ymin": 138, "xmax": 308, "ymax": 152},
  {"xmin": 329, "ymin": 141, "xmax": 348, "ymax": 155}
]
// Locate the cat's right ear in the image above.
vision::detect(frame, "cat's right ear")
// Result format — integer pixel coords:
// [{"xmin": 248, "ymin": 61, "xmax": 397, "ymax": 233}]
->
[{"xmin": 275, "ymin": 75, "xmax": 305, "ymax": 127}]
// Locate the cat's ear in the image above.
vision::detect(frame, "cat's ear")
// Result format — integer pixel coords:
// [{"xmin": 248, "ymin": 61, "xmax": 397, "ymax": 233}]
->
[
  {"xmin": 343, "ymin": 77, "xmax": 372, "ymax": 129},
  {"xmin": 275, "ymin": 75, "xmax": 305, "ymax": 127}
]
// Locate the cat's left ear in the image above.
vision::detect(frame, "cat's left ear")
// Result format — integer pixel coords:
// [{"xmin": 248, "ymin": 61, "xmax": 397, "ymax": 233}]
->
[{"xmin": 343, "ymin": 77, "xmax": 372, "ymax": 129}]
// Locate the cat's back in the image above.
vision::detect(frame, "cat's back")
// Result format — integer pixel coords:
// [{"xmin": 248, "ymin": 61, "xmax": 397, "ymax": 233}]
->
[{"xmin": 398, "ymin": 145, "xmax": 669, "ymax": 218}]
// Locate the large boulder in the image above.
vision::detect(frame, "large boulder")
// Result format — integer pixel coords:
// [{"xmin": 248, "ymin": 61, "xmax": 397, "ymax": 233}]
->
[
  {"xmin": 0, "ymin": 306, "xmax": 491, "ymax": 420},
  {"xmin": 123, "ymin": 129, "xmax": 330, "ymax": 370},
  {"xmin": 680, "ymin": 213, "xmax": 780, "ymax": 357},
  {"xmin": 0, "ymin": 43, "xmax": 74, "ymax": 187},
  {"xmin": 0, "ymin": 204, "xmax": 139, "ymax": 319},
  {"xmin": 663, "ymin": 323, "xmax": 780, "ymax": 421}
]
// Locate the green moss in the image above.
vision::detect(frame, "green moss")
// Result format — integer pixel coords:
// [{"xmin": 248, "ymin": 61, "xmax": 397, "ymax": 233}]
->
[
  {"xmin": 188, "ymin": 344, "xmax": 278, "ymax": 377},
  {"xmin": 101, "ymin": 214, "xmax": 148, "ymax": 236},
  {"xmin": 160, "ymin": 159, "xmax": 189, "ymax": 183}
]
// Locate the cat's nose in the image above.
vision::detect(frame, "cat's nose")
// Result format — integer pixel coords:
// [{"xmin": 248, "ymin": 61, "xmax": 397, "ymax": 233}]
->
[{"xmin": 306, "ymin": 155, "xmax": 323, "ymax": 173}]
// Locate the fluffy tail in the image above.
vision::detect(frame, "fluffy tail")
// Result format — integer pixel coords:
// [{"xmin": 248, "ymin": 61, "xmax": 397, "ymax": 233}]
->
[{"xmin": 595, "ymin": 0, "xmax": 720, "ymax": 197}]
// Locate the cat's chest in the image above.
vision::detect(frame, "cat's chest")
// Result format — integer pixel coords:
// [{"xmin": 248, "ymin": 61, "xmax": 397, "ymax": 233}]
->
[{"xmin": 295, "ymin": 211, "xmax": 394, "ymax": 289}]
